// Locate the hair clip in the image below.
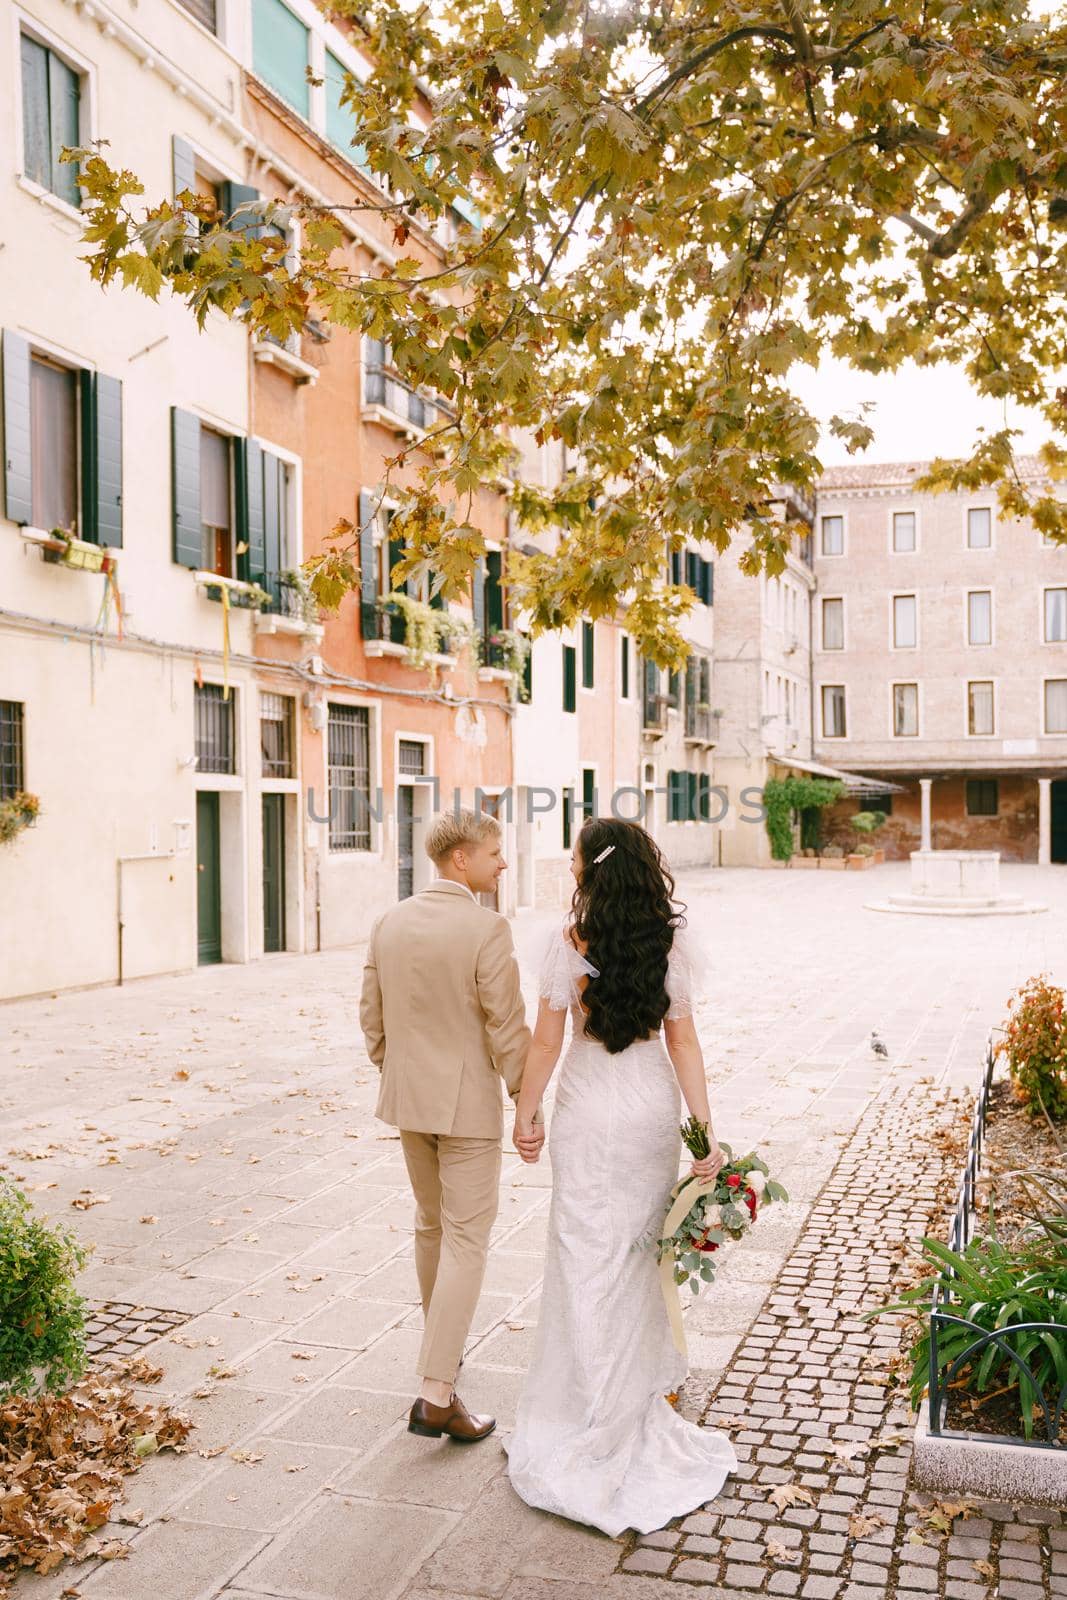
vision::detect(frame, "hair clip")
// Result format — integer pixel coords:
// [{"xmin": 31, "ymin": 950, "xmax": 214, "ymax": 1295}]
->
[{"xmin": 592, "ymin": 843, "xmax": 615, "ymax": 864}]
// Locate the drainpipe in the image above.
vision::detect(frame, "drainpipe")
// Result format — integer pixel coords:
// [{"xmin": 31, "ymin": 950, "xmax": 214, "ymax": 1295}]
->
[{"xmin": 117, "ymin": 852, "xmax": 178, "ymax": 986}]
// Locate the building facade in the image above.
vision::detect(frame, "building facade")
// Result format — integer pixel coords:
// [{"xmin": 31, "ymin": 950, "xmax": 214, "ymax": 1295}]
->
[{"xmin": 812, "ymin": 461, "xmax": 1067, "ymax": 863}]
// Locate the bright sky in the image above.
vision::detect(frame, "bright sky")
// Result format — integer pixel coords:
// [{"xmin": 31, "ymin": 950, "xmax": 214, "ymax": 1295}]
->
[{"xmin": 794, "ymin": 360, "xmax": 1051, "ymax": 469}]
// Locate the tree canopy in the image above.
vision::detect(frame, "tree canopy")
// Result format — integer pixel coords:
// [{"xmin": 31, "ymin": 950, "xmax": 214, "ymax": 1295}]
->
[{"xmin": 71, "ymin": 0, "xmax": 1067, "ymax": 664}]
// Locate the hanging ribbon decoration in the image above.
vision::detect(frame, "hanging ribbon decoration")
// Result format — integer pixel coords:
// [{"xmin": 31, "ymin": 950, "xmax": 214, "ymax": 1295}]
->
[
  {"xmin": 657, "ymin": 1174, "xmax": 721, "ymax": 1359},
  {"xmin": 220, "ymin": 582, "xmax": 231, "ymax": 700}
]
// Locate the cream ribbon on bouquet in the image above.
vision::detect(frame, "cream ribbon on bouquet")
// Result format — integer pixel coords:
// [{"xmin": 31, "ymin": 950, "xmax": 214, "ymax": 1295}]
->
[{"xmin": 658, "ymin": 1173, "xmax": 720, "ymax": 1359}]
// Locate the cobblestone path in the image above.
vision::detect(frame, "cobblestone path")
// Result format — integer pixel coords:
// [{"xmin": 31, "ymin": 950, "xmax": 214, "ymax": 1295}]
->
[{"xmin": 619, "ymin": 1079, "xmax": 1065, "ymax": 1600}]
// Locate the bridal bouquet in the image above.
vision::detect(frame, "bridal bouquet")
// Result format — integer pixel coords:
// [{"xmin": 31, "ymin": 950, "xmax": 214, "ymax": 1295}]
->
[{"xmin": 645, "ymin": 1118, "xmax": 790, "ymax": 1352}]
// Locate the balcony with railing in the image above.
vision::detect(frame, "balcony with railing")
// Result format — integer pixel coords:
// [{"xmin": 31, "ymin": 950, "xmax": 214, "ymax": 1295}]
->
[
  {"xmin": 364, "ymin": 362, "xmax": 455, "ymax": 440},
  {"xmin": 684, "ymin": 704, "xmax": 721, "ymax": 745}
]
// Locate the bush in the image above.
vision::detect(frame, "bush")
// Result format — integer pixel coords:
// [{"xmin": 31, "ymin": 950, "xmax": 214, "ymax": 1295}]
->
[
  {"xmin": 866, "ymin": 1221, "xmax": 1067, "ymax": 1440},
  {"xmin": 763, "ymin": 776, "xmax": 844, "ymax": 862},
  {"xmin": 0, "ymin": 1177, "xmax": 90, "ymax": 1396},
  {"xmin": 996, "ymin": 974, "xmax": 1067, "ymax": 1123}
]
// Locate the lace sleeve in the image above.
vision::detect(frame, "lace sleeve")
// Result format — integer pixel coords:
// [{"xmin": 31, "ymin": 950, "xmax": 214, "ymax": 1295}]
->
[
  {"xmin": 665, "ymin": 922, "xmax": 706, "ymax": 1020},
  {"xmin": 538, "ymin": 925, "xmax": 599, "ymax": 1013}
]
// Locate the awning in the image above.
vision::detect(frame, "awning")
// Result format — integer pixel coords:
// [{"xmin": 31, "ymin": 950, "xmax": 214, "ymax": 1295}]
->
[{"xmin": 768, "ymin": 753, "xmax": 909, "ymax": 796}]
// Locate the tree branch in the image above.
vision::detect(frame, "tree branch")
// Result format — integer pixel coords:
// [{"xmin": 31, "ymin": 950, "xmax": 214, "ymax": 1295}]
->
[{"xmin": 636, "ymin": 25, "xmax": 795, "ymax": 116}]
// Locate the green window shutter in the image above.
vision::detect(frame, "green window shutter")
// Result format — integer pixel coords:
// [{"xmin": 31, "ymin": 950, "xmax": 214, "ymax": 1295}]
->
[
  {"xmin": 521, "ymin": 633, "xmax": 533, "ymax": 702},
  {"xmin": 700, "ymin": 656, "xmax": 711, "ymax": 704},
  {"xmin": 358, "ymin": 490, "xmax": 378, "ymax": 639},
  {"xmin": 252, "ymin": 0, "xmax": 309, "ymax": 117},
  {"xmin": 562, "ymin": 644, "xmax": 576, "ymax": 712},
  {"xmin": 171, "ymin": 407, "xmax": 201, "ymax": 568},
  {"xmin": 670, "ymin": 547, "xmax": 682, "ymax": 586},
  {"xmin": 48, "ymin": 50, "xmax": 80, "ymax": 207},
  {"xmin": 261, "ymin": 448, "xmax": 280, "ymax": 588},
  {"xmin": 172, "ymin": 134, "xmax": 197, "ymax": 199},
  {"xmin": 621, "ymin": 635, "xmax": 630, "ymax": 698},
  {"xmin": 686, "ymin": 770, "xmax": 698, "ymax": 822},
  {"xmin": 92, "ymin": 373, "xmax": 123, "ymax": 547},
  {"xmin": 235, "ymin": 439, "xmax": 268, "ymax": 587},
  {"xmin": 471, "ymin": 556, "xmax": 486, "ymax": 639},
  {"xmin": 698, "ymin": 773, "xmax": 710, "ymax": 822},
  {"xmin": 702, "ymin": 558, "xmax": 714, "ymax": 605},
  {"xmin": 685, "ymin": 660, "xmax": 697, "ymax": 716},
  {"xmin": 581, "ymin": 620, "xmax": 594, "ymax": 688},
  {"xmin": 685, "ymin": 549, "xmax": 699, "ymax": 591},
  {"xmin": 666, "ymin": 769, "xmax": 678, "ymax": 822},
  {"xmin": 325, "ymin": 51, "xmax": 369, "ymax": 170},
  {"xmin": 221, "ymin": 181, "xmax": 262, "ymax": 236},
  {"xmin": 486, "ymin": 550, "xmax": 504, "ymax": 630},
  {"xmin": 2, "ymin": 331, "xmax": 33, "ymax": 526},
  {"xmin": 20, "ymin": 35, "xmax": 49, "ymax": 189}
]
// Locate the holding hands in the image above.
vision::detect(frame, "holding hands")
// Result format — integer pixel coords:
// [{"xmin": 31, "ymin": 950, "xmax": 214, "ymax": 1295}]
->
[{"xmin": 514, "ymin": 1112, "xmax": 544, "ymax": 1164}]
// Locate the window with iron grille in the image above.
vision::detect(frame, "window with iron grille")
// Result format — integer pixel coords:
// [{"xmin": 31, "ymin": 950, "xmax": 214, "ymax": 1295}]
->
[
  {"xmin": 195, "ymin": 684, "xmax": 236, "ymax": 774},
  {"xmin": 260, "ymin": 692, "xmax": 293, "ymax": 778},
  {"xmin": 328, "ymin": 704, "xmax": 371, "ymax": 850},
  {"xmin": 0, "ymin": 702, "xmax": 25, "ymax": 799},
  {"xmin": 398, "ymin": 738, "xmax": 426, "ymax": 777},
  {"xmin": 966, "ymin": 779, "xmax": 999, "ymax": 817}
]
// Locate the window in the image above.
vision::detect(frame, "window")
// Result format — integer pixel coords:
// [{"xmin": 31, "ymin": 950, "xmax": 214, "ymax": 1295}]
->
[
  {"xmin": 0, "ymin": 702, "xmax": 25, "ymax": 799},
  {"xmin": 174, "ymin": 0, "xmax": 218, "ymax": 31},
  {"xmin": 821, "ymin": 597, "xmax": 844, "ymax": 651},
  {"xmin": 195, "ymin": 684, "xmax": 236, "ymax": 774},
  {"xmin": 200, "ymin": 427, "xmax": 233, "ymax": 577},
  {"xmin": 893, "ymin": 594, "xmax": 917, "ymax": 649},
  {"xmin": 967, "ymin": 507, "xmax": 992, "ymax": 548},
  {"xmin": 252, "ymin": 0, "xmax": 310, "ymax": 117},
  {"xmin": 892, "ymin": 683, "xmax": 918, "ymax": 737},
  {"xmin": 562, "ymin": 788, "xmax": 573, "ymax": 850},
  {"xmin": 20, "ymin": 34, "xmax": 81, "ymax": 208},
  {"xmin": 581, "ymin": 767, "xmax": 596, "ymax": 821},
  {"xmin": 30, "ymin": 355, "xmax": 78, "ymax": 533},
  {"xmin": 325, "ymin": 51, "xmax": 369, "ymax": 171},
  {"xmin": 966, "ymin": 779, "xmax": 999, "ymax": 817},
  {"xmin": 684, "ymin": 550, "xmax": 713, "ymax": 604},
  {"xmin": 620, "ymin": 635, "xmax": 631, "ymax": 699},
  {"xmin": 820, "ymin": 515, "xmax": 843, "ymax": 556},
  {"xmin": 1045, "ymin": 679, "xmax": 1067, "ymax": 735},
  {"xmin": 581, "ymin": 620, "xmax": 594, "ymax": 688},
  {"xmin": 864, "ymin": 791, "xmax": 894, "ymax": 817},
  {"xmin": 260, "ymin": 693, "xmax": 293, "ymax": 778},
  {"xmin": 821, "ymin": 684, "xmax": 846, "ymax": 738},
  {"xmin": 1045, "ymin": 588, "xmax": 1067, "ymax": 643},
  {"xmin": 892, "ymin": 511, "xmax": 916, "ymax": 552},
  {"xmin": 562, "ymin": 644, "xmax": 576, "ymax": 712},
  {"xmin": 968, "ymin": 680, "xmax": 995, "ymax": 736},
  {"xmin": 327, "ymin": 704, "xmax": 371, "ymax": 850},
  {"xmin": 967, "ymin": 590, "xmax": 992, "ymax": 647}
]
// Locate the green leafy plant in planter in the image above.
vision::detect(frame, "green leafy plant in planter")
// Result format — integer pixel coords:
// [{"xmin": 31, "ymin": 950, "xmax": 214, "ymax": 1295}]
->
[
  {"xmin": 0, "ymin": 1177, "xmax": 90, "ymax": 1397},
  {"xmin": 763, "ymin": 776, "xmax": 844, "ymax": 863},
  {"xmin": 279, "ymin": 568, "xmax": 320, "ymax": 624},
  {"xmin": 0, "ymin": 791, "xmax": 40, "ymax": 845},
  {"xmin": 485, "ymin": 628, "xmax": 532, "ymax": 701},
  {"xmin": 850, "ymin": 809, "xmax": 887, "ymax": 858},
  {"xmin": 865, "ymin": 1221, "xmax": 1067, "ymax": 1441},
  {"xmin": 996, "ymin": 974, "xmax": 1067, "ymax": 1126}
]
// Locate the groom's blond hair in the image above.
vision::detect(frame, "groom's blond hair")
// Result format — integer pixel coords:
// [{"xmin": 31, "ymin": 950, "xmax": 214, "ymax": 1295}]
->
[{"xmin": 425, "ymin": 808, "xmax": 501, "ymax": 864}]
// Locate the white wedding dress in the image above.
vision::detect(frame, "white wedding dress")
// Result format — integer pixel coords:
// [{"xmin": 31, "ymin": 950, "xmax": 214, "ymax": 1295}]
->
[{"xmin": 504, "ymin": 922, "xmax": 738, "ymax": 1537}]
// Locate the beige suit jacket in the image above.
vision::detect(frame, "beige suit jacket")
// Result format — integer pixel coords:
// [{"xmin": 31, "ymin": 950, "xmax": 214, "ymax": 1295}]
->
[{"xmin": 359, "ymin": 879, "xmax": 534, "ymax": 1137}]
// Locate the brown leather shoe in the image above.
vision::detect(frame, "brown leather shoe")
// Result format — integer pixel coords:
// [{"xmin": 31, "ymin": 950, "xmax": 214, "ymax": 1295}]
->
[{"xmin": 408, "ymin": 1392, "xmax": 496, "ymax": 1443}]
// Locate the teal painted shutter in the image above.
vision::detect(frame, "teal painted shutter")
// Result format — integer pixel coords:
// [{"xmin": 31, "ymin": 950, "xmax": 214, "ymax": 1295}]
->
[
  {"xmin": 93, "ymin": 373, "xmax": 123, "ymax": 547},
  {"xmin": 358, "ymin": 490, "xmax": 378, "ymax": 638},
  {"xmin": 698, "ymin": 773, "xmax": 710, "ymax": 821},
  {"xmin": 172, "ymin": 135, "xmax": 196, "ymax": 199},
  {"xmin": 236, "ymin": 440, "xmax": 266, "ymax": 587},
  {"xmin": 222, "ymin": 181, "xmax": 261, "ymax": 236},
  {"xmin": 471, "ymin": 556, "xmax": 486, "ymax": 640},
  {"xmin": 700, "ymin": 656, "xmax": 711, "ymax": 706},
  {"xmin": 171, "ymin": 407, "xmax": 201, "ymax": 568},
  {"xmin": 521, "ymin": 634, "xmax": 533, "ymax": 702},
  {"xmin": 686, "ymin": 770, "xmax": 698, "ymax": 822},
  {"xmin": 48, "ymin": 51, "xmax": 80, "ymax": 207},
  {"xmin": 3, "ymin": 331, "xmax": 33, "ymax": 526},
  {"xmin": 252, "ymin": 0, "xmax": 309, "ymax": 117},
  {"xmin": 685, "ymin": 658, "xmax": 696, "ymax": 728},
  {"xmin": 562, "ymin": 644, "xmax": 576, "ymax": 712},
  {"xmin": 621, "ymin": 635, "xmax": 630, "ymax": 698},
  {"xmin": 260, "ymin": 448, "xmax": 278, "ymax": 589},
  {"xmin": 685, "ymin": 549, "xmax": 698, "ymax": 591},
  {"xmin": 581, "ymin": 620, "xmax": 594, "ymax": 687},
  {"xmin": 20, "ymin": 35, "xmax": 49, "ymax": 189},
  {"xmin": 325, "ymin": 50, "xmax": 369, "ymax": 171},
  {"xmin": 79, "ymin": 369, "xmax": 97, "ymax": 540},
  {"xmin": 486, "ymin": 550, "xmax": 504, "ymax": 630}
]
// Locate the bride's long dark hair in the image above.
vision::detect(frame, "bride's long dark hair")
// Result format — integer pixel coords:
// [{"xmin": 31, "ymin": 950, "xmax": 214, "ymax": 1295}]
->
[{"xmin": 569, "ymin": 817, "xmax": 686, "ymax": 1055}]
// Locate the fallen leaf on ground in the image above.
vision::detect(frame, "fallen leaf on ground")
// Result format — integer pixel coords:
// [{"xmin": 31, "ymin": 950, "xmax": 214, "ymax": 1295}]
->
[
  {"xmin": 848, "ymin": 1511, "xmax": 886, "ymax": 1538},
  {"xmin": 973, "ymin": 1559, "xmax": 995, "ymax": 1579},
  {"xmin": 228, "ymin": 1450, "xmax": 263, "ymax": 1466},
  {"xmin": 70, "ymin": 1191, "xmax": 110, "ymax": 1210},
  {"xmin": 767, "ymin": 1484, "xmax": 816, "ymax": 1511},
  {"xmin": 766, "ymin": 1539, "xmax": 801, "ymax": 1564}
]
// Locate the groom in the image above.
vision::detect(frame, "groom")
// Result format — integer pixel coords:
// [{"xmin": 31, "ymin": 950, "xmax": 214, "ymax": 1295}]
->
[{"xmin": 359, "ymin": 808, "xmax": 541, "ymax": 1442}]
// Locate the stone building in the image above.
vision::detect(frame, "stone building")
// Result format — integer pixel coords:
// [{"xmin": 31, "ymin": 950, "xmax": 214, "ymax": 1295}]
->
[{"xmin": 812, "ymin": 460, "xmax": 1067, "ymax": 863}]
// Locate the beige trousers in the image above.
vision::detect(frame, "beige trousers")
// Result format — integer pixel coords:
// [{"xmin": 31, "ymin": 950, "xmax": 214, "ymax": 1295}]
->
[{"xmin": 398, "ymin": 1130, "xmax": 502, "ymax": 1384}]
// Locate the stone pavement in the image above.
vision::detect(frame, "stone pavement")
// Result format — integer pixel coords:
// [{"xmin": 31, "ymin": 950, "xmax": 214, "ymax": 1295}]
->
[{"xmin": 2, "ymin": 862, "xmax": 1066, "ymax": 1600}]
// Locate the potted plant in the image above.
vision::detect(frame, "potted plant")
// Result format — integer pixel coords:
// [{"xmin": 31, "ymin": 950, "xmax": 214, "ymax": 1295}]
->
[
  {"xmin": 0, "ymin": 1176, "xmax": 89, "ymax": 1398},
  {"xmin": 485, "ymin": 627, "xmax": 532, "ymax": 701},
  {"xmin": 0, "ymin": 791, "xmax": 40, "ymax": 845},
  {"xmin": 850, "ymin": 809, "xmax": 887, "ymax": 866}
]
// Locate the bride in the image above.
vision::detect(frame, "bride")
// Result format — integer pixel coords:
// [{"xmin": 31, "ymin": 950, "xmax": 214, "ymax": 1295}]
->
[{"xmin": 504, "ymin": 817, "xmax": 738, "ymax": 1537}]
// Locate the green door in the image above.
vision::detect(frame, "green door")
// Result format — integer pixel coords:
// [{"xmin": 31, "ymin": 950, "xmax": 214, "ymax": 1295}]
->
[
  {"xmin": 262, "ymin": 793, "xmax": 286, "ymax": 951},
  {"xmin": 1052, "ymin": 780, "xmax": 1067, "ymax": 865},
  {"xmin": 196, "ymin": 791, "xmax": 222, "ymax": 964}
]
